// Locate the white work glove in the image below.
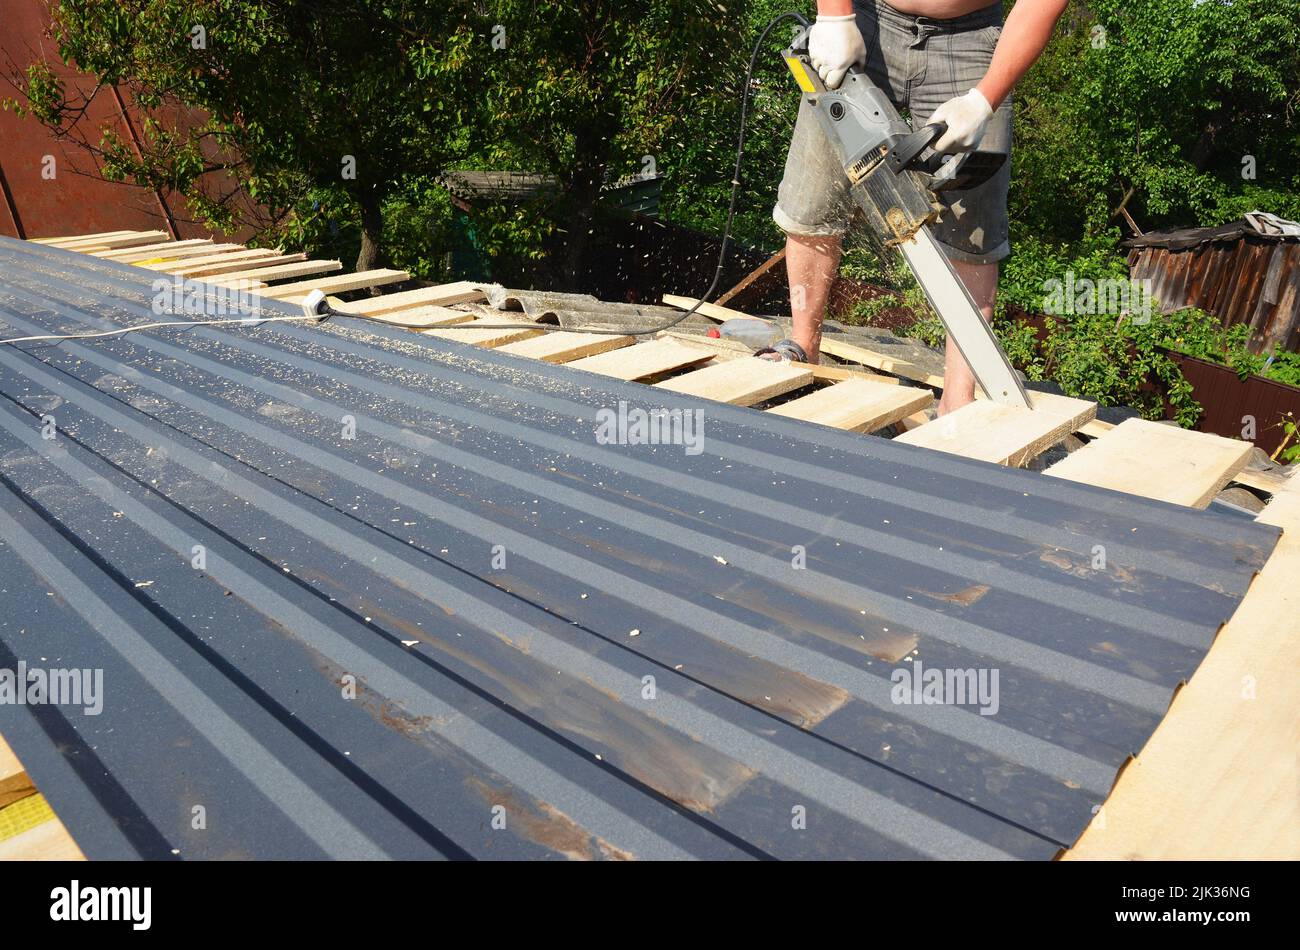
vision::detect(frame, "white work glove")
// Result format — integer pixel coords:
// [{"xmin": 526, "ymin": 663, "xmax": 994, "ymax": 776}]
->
[
  {"xmin": 929, "ymin": 89, "xmax": 994, "ymax": 154},
  {"xmin": 808, "ymin": 14, "xmax": 866, "ymax": 90}
]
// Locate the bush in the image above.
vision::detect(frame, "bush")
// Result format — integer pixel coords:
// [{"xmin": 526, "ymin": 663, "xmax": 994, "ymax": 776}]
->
[
  {"xmin": 1033, "ymin": 310, "xmax": 1200, "ymax": 425},
  {"xmin": 998, "ymin": 232, "xmax": 1132, "ymax": 315},
  {"xmin": 839, "ymin": 242, "xmax": 909, "ymax": 290},
  {"xmin": 1262, "ymin": 351, "xmax": 1300, "ymax": 388},
  {"xmin": 1277, "ymin": 414, "xmax": 1300, "ymax": 463}
]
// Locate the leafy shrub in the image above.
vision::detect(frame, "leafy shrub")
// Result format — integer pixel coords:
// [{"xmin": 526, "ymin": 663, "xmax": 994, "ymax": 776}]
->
[
  {"xmin": 839, "ymin": 243, "xmax": 909, "ymax": 290},
  {"xmin": 1034, "ymin": 310, "xmax": 1202, "ymax": 425},
  {"xmin": 999, "ymin": 232, "xmax": 1132, "ymax": 315},
  {"xmin": 1276, "ymin": 413, "xmax": 1300, "ymax": 463},
  {"xmin": 1262, "ymin": 351, "xmax": 1300, "ymax": 388},
  {"xmin": 903, "ymin": 311, "xmax": 946, "ymax": 351},
  {"xmin": 845, "ymin": 295, "xmax": 902, "ymax": 327}
]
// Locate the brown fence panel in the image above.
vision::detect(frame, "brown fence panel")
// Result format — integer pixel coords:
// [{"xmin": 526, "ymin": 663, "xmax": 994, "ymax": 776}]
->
[{"xmin": 1169, "ymin": 353, "xmax": 1300, "ymax": 456}]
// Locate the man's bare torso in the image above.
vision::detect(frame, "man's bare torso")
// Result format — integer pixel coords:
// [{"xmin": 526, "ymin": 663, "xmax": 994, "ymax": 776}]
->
[{"xmin": 883, "ymin": 0, "xmax": 1000, "ymax": 18}]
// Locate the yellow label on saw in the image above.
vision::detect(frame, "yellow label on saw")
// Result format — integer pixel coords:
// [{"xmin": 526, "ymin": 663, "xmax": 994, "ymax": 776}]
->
[{"xmin": 784, "ymin": 57, "xmax": 817, "ymax": 94}]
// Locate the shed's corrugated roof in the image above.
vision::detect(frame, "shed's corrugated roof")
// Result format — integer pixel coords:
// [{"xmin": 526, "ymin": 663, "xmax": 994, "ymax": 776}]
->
[
  {"xmin": 1125, "ymin": 213, "xmax": 1300, "ymax": 250},
  {"xmin": 0, "ymin": 236, "xmax": 1278, "ymax": 859}
]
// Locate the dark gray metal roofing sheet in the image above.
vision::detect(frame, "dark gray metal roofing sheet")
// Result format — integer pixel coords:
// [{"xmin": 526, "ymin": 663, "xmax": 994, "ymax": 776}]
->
[{"xmin": 0, "ymin": 235, "xmax": 1279, "ymax": 859}]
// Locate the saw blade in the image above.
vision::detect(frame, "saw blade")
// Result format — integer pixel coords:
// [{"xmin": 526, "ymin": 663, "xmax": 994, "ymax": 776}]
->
[{"xmin": 898, "ymin": 227, "xmax": 1030, "ymax": 408}]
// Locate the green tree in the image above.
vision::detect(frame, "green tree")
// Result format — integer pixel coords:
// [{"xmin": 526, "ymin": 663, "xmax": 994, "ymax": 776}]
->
[
  {"xmin": 658, "ymin": 0, "xmax": 803, "ymax": 251},
  {"xmin": 469, "ymin": 0, "xmax": 744, "ymax": 289},
  {"xmin": 1014, "ymin": 0, "xmax": 1300, "ymax": 239},
  {"xmin": 8, "ymin": 0, "xmax": 479, "ymax": 271}
]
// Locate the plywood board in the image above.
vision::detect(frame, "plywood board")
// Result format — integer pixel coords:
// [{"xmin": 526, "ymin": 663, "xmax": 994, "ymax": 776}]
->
[
  {"xmin": 53, "ymin": 230, "xmax": 170, "ymax": 251},
  {"xmin": 143, "ymin": 247, "xmax": 278, "ymax": 273},
  {"xmin": 496, "ymin": 331, "xmax": 635, "ymax": 363},
  {"xmin": 896, "ymin": 391, "xmax": 1096, "ymax": 467},
  {"xmin": 94, "ymin": 238, "xmax": 216, "ymax": 261},
  {"xmin": 819, "ymin": 337, "xmax": 945, "ymax": 388},
  {"xmin": 567, "ymin": 338, "xmax": 714, "ymax": 380},
  {"xmin": 657, "ymin": 333, "xmax": 903, "ymax": 386},
  {"xmin": 421, "ymin": 318, "xmax": 544, "ymax": 347},
  {"xmin": 1232, "ymin": 469, "xmax": 1294, "ymax": 496},
  {"xmin": 660, "ymin": 293, "xmax": 751, "ymax": 324},
  {"xmin": 128, "ymin": 245, "xmax": 247, "ymax": 265},
  {"xmin": 360, "ymin": 306, "xmax": 474, "ymax": 329},
  {"xmin": 769, "ymin": 378, "xmax": 934, "ymax": 432},
  {"xmin": 214, "ymin": 260, "xmax": 344, "ymax": 284},
  {"xmin": 1046, "ymin": 418, "xmax": 1252, "ymax": 508},
  {"xmin": 265, "ymin": 269, "xmax": 410, "ymax": 301},
  {"xmin": 33, "ymin": 230, "xmax": 140, "ymax": 246},
  {"xmin": 657, "ymin": 358, "xmax": 813, "ymax": 406},
  {"xmin": 337, "ymin": 282, "xmax": 487, "ymax": 316},
  {"xmin": 155, "ymin": 250, "xmax": 297, "ymax": 277},
  {"xmin": 1078, "ymin": 419, "xmax": 1115, "ymax": 439},
  {"xmin": 198, "ymin": 274, "xmax": 268, "ymax": 291},
  {"xmin": 131, "ymin": 244, "xmax": 246, "ymax": 264}
]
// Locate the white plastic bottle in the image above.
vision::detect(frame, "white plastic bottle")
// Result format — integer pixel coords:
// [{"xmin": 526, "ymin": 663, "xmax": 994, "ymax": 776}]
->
[{"xmin": 718, "ymin": 317, "xmax": 781, "ymax": 350}]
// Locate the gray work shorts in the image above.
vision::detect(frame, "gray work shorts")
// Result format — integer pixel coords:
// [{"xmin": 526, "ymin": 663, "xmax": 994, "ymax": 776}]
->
[{"xmin": 773, "ymin": 0, "xmax": 1011, "ymax": 264}]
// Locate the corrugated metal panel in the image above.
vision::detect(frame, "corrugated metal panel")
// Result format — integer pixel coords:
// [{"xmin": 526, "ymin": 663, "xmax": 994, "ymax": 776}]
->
[
  {"xmin": 1169, "ymin": 352, "xmax": 1300, "ymax": 457},
  {"xmin": 0, "ymin": 236, "xmax": 1279, "ymax": 859}
]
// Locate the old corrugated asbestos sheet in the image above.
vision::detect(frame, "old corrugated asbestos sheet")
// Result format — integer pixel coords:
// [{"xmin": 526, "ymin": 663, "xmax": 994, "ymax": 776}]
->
[{"xmin": 0, "ymin": 236, "xmax": 1279, "ymax": 860}]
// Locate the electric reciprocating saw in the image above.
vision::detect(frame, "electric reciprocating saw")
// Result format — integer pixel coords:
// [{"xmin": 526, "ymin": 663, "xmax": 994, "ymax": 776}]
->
[{"xmin": 783, "ymin": 30, "xmax": 1030, "ymax": 407}]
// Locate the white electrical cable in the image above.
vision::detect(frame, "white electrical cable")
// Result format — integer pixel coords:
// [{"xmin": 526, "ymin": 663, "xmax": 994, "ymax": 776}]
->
[{"xmin": 0, "ymin": 311, "xmax": 327, "ymax": 346}]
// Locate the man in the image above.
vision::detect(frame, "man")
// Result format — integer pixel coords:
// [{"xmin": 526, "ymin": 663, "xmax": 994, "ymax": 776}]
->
[{"xmin": 771, "ymin": 0, "xmax": 1067, "ymax": 414}]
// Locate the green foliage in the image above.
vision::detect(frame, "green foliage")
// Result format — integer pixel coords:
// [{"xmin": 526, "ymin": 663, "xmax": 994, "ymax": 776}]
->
[
  {"xmin": 1031, "ymin": 310, "xmax": 1201, "ymax": 425},
  {"xmin": 7, "ymin": 1, "xmax": 482, "ymax": 269},
  {"xmin": 1262, "ymin": 352, "xmax": 1300, "ymax": 389},
  {"xmin": 844, "ymin": 294, "xmax": 898, "ymax": 327},
  {"xmin": 839, "ymin": 242, "xmax": 908, "ymax": 290},
  {"xmin": 995, "ymin": 307, "xmax": 1300, "ymax": 427},
  {"xmin": 1159, "ymin": 317, "xmax": 1300, "ymax": 394},
  {"xmin": 998, "ymin": 231, "xmax": 1131, "ymax": 314},
  {"xmin": 379, "ymin": 178, "xmax": 459, "ymax": 283},
  {"xmin": 656, "ymin": 0, "xmax": 802, "ymax": 251},
  {"xmin": 990, "ymin": 310, "xmax": 1045, "ymax": 380},
  {"xmin": 465, "ymin": 0, "xmax": 746, "ymax": 288},
  {"xmin": 1276, "ymin": 414, "xmax": 1300, "ymax": 464},
  {"xmin": 1011, "ymin": 0, "xmax": 1300, "ymax": 240},
  {"xmin": 1164, "ymin": 318, "xmax": 1263, "ymax": 380},
  {"xmin": 902, "ymin": 311, "xmax": 946, "ymax": 351}
]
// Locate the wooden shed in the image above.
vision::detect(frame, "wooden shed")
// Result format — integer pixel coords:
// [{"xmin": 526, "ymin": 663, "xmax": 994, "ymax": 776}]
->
[{"xmin": 1126, "ymin": 213, "xmax": 1300, "ymax": 354}]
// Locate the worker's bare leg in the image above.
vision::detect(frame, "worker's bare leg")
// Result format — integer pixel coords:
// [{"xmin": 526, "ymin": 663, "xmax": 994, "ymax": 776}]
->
[
  {"xmin": 937, "ymin": 259, "xmax": 999, "ymax": 416},
  {"xmin": 780, "ymin": 232, "xmax": 843, "ymax": 364}
]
